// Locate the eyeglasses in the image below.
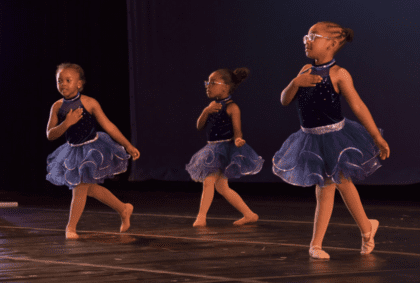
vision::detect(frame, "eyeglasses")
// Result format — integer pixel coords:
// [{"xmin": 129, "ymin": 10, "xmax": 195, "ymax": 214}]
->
[
  {"xmin": 204, "ymin": 81, "xmax": 227, "ymax": 87},
  {"xmin": 303, "ymin": 33, "xmax": 331, "ymax": 44}
]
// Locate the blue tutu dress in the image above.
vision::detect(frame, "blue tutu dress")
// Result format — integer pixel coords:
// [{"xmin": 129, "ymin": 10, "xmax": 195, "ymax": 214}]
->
[
  {"xmin": 46, "ymin": 93, "xmax": 131, "ymax": 189},
  {"xmin": 273, "ymin": 59, "xmax": 382, "ymax": 187},
  {"xmin": 186, "ymin": 96, "xmax": 264, "ymax": 182}
]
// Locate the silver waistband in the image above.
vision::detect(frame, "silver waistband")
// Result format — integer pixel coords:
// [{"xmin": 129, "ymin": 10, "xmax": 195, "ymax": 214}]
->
[
  {"xmin": 301, "ymin": 119, "xmax": 345, "ymax": 135},
  {"xmin": 207, "ymin": 138, "xmax": 233, "ymax": 144},
  {"xmin": 68, "ymin": 133, "xmax": 99, "ymax": 147}
]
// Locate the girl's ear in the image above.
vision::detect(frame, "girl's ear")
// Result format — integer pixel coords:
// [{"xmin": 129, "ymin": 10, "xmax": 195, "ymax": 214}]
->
[
  {"xmin": 333, "ymin": 38, "xmax": 339, "ymax": 47},
  {"xmin": 328, "ymin": 38, "xmax": 338, "ymax": 51}
]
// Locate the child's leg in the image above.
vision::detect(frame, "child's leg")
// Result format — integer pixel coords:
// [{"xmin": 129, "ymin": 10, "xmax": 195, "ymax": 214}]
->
[
  {"xmin": 336, "ymin": 176, "xmax": 378, "ymax": 254},
  {"xmin": 309, "ymin": 182, "xmax": 336, "ymax": 259},
  {"xmin": 214, "ymin": 175, "xmax": 258, "ymax": 225},
  {"xmin": 87, "ymin": 184, "xmax": 133, "ymax": 232},
  {"xmin": 193, "ymin": 173, "xmax": 218, "ymax": 227},
  {"xmin": 66, "ymin": 183, "xmax": 90, "ymax": 238},
  {"xmin": 335, "ymin": 177, "xmax": 371, "ymax": 234}
]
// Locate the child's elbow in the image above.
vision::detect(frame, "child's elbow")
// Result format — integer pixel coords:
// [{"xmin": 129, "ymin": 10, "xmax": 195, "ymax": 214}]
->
[
  {"xmin": 46, "ymin": 131, "xmax": 56, "ymax": 141},
  {"xmin": 280, "ymin": 96, "xmax": 290, "ymax": 106}
]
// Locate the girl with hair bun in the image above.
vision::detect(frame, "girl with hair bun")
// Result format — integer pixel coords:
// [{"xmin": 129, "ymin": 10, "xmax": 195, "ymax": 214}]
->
[
  {"xmin": 273, "ymin": 22, "xmax": 390, "ymax": 259},
  {"xmin": 186, "ymin": 67, "xmax": 264, "ymax": 227}
]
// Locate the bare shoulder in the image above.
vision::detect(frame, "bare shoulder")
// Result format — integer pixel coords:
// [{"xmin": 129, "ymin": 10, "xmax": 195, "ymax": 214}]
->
[
  {"xmin": 80, "ymin": 95, "xmax": 100, "ymax": 113},
  {"xmin": 330, "ymin": 65, "xmax": 352, "ymax": 81},
  {"xmin": 226, "ymin": 101, "xmax": 240, "ymax": 115},
  {"xmin": 80, "ymin": 94, "xmax": 97, "ymax": 104},
  {"xmin": 51, "ymin": 99, "xmax": 63, "ymax": 112}
]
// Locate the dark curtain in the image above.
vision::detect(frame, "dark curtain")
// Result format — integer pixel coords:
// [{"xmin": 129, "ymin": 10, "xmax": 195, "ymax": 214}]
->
[
  {"xmin": 0, "ymin": 1, "xmax": 130, "ymax": 192},
  {"xmin": 127, "ymin": 0, "xmax": 420, "ymax": 185}
]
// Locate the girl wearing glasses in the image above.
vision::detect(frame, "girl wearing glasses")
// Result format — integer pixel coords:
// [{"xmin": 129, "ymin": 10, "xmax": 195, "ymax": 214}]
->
[
  {"xmin": 273, "ymin": 22, "xmax": 390, "ymax": 259},
  {"xmin": 186, "ymin": 68, "xmax": 264, "ymax": 227}
]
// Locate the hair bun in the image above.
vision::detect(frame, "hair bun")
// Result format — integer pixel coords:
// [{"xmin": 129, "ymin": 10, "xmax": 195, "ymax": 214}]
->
[
  {"xmin": 233, "ymin": 67, "xmax": 250, "ymax": 83},
  {"xmin": 343, "ymin": 28, "xmax": 354, "ymax": 43}
]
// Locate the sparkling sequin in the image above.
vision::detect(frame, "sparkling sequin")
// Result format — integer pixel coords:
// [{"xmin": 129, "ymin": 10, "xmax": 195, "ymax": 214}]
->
[
  {"xmin": 301, "ymin": 119, "xmax": 345, "ymax": 135},
  {"xmin": 68, "ymin": 133, "xmax": 99, "ymax": 147},
  {"xmin": 207, "ymin": 138, "xmax": 233, "ymax": 144}
]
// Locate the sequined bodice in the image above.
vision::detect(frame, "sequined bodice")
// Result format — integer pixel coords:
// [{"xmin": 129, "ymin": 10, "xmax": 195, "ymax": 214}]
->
[
  {"xmin": 295, "ymin": 59, "xmax": 343, "ymax": 128},
  {"xmin": 206, "ymin": 99, "xmax": 234, "ymax": 142},
  {"xmin": 57, "ymin": 93, "xmax": 97, "ymax": 144}
]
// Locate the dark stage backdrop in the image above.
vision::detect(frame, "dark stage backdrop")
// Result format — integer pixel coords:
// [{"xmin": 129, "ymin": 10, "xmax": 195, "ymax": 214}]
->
[
  {"xmin": 0, "ymin": 1, "xmax": 131, "ymax": 192},
  {"xmin": 127, "ymin": 0, "xmax": 420, "ymax": 185}
]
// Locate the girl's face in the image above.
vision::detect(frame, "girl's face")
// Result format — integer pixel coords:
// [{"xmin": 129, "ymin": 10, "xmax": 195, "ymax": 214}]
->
[
  {"xmin": 56, "ymin": 68, "xmax": 82, "ymax": 99},
  {"xmin": 205, "ymin": 72, "xmax": 230, "ymax": 99},
  {"xmin": 304, "ymin": 24, "xmax": 335, "ymax": 59}
]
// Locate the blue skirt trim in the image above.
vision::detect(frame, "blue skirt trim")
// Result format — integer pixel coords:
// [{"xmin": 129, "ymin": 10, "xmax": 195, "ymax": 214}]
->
[
  {"xmin": 272, "ymin": 118, "xmax": 382, "ymax": 187},
  {"xmin": 186, "ymin": 140, "xmax": 264, "ymax": 182},
  {"xmin": 46, "ymin": 132, "xmax": 131, "ymax": 189}
]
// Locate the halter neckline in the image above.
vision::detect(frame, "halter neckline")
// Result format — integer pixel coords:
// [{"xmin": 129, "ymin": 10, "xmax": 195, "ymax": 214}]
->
[
  {"xmin": 216, "ymin": 95, "xmax": 232, "ymax": 103},
  {"xmin": 64, "ymin": 92, "xmax": 81, "ymax": 102},
  {"xmin": 313, "ymin": 59, "xmax": 336, "ymax": 69}
]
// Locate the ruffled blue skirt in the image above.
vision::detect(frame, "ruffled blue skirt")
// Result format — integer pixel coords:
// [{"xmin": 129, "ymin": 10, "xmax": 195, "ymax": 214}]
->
[
  {"xmin": 186, "ymin": 140, "xmax": 264, "ymax": 182},
  {"xmin": 46, "ymin": 132, "xmax": 131, "ymax": 189},
  {"xmin": 272, "ymin": 119, "xmax": 382, "ymax": 187}
]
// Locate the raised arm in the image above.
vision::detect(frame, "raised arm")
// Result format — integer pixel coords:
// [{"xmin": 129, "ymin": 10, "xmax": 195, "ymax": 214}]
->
[
  {"xmin": 46, "ymin": 101, "xmax": 83, "ymax": 141},
  {"xmin": 280, "ymin": 64, "xmax": 322, "ymax": 106},
  {"xmin": 197, "ymin": 101, "xmax": 222, "ymax": 130}
]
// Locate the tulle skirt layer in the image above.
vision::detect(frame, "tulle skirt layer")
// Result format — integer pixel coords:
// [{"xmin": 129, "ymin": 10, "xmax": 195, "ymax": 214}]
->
[
  {"xmin": 46, "ymin": 132, "xmax": 131, "ymax": 189},
  {"xmin": 272, "ymin": 119, "xmax": 382, "ymax": 187},
  {"xmin": 186, "ymin": 140, "xmax": 264, "ymax": 182}
]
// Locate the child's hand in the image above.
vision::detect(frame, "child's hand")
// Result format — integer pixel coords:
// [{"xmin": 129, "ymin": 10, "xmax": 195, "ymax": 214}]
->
[
  {"xmin": 126, "ymin": 146, "xmax": 140, "ymax": 160},
  {"xmin": 206, "ymin": 101, "xmax": 222, "ymax": 114},
  {"xmin": 374, "ymin": 137, "xmax": 390, "ymax": 160},
  {"xmin": 294, "ymin": 69, "xmax": 323, "ymax": 87},
  {"xmin": 235, "ymin": 137, "xmax": 246, "ymax": 147},
  {"xmin": 65, "ymin": 108, "xmax": 84, "ymax": 126}
]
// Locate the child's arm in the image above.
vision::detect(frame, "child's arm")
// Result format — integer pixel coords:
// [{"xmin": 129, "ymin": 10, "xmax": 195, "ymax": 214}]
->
[
  {"xmin": 227, "ymin": 103, "xmax": 245, "ymax": 147},
  {"xmin": 197, "ymin": 101, "xmax": 222, "ymax": 130},
  {"xmin": 88, "ymin": 97, "xmax": 140, "ymax": 160},
  {"xmin": 337, "ymin": 68, "xmax": 390, "ymax": 160},
  {"xmin": 281, "ymin": 64, "xmax": 322, "ymax": 106},
  {"xmin": 46, "ymin": 101, "xmax": 83, "ymax": 140}
]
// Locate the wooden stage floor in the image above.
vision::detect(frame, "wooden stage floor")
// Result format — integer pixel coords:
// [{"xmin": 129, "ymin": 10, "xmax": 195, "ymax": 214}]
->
[{"xmin": 1, "ymin": 186, "xmax": 420, "ymax": 282}]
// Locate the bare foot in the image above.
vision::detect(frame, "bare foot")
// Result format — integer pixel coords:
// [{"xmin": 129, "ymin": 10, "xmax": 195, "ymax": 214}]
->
[
  {"xmin": 233, "ymin": 213, "xmax": 259, "ymax": 226},
  {"xmin": 120, "ymin": 203, "xmax": 134, "ymax": 233},
  {"xmin": 65, "ymin": 230, "xmax": 79, "ymax": 240},
  {"xmin": 193, "ymin": 216, "xmax": 206, "ymax": 227}
]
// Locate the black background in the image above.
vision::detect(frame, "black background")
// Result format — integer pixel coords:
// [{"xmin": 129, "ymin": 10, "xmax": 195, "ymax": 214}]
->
[{"xmin": 1, "ymin": 0, "xmax": 419, "ymax": 203}]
